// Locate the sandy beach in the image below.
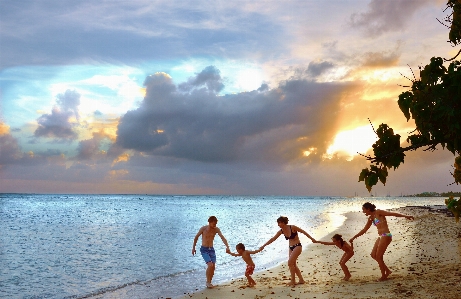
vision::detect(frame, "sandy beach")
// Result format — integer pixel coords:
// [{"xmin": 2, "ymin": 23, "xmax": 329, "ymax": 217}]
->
[{"xmin": 177, "ymin": 206, "xmax": 461, "ymax": 299}]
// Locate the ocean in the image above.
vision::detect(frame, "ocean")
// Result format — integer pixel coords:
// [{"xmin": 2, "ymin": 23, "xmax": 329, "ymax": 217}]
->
[{"xmin": 0, "ymin": 194, "xmax": 447, "ymax": 299}]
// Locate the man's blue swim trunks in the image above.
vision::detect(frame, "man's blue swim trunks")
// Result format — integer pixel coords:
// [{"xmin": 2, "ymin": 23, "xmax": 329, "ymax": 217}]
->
[{"xmin": 200, "ymin": 246, "xmax": 216, "ymax": 264}]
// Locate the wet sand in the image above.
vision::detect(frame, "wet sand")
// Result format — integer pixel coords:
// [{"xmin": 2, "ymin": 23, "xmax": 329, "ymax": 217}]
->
[{"xmin": 177, "ymin": 207, "xmax": 461, "ymax": 299}]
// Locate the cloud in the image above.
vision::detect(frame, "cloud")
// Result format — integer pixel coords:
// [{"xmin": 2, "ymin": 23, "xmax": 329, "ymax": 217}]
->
[
  {"xmin": 349, "ymin": 0, "xmax": 432, "ymax": 37},
  {"xmin": 34, "ymin": 90, "xmax": 81, "ymax": 140},
  {"xmin": 278, "ymin": 61, "xmax": 336, "ymax": 81},
  {"xmin": 75, "ymin": 130, "xmax": 111, "ymax": 160},
  {"xmin": 0, "ymin": 122, "xmax": 10, "ymax": 135},
  {"xmin": 0, "ymin": 123, "xmax": 22, "ymax": 166},
  {"xmin": 0, "ymin": 1, "xmax": 286, "ymax": 69},
  {"xmin": 178, "ymin": 66, "xmax": 224, "ymax": 93},
  {"xmin": 361, "ymin": 49, "xmax": 401, "ymax": 68},
  {"xmin": 307, "ymin": 60, "xmax": 335, "ymax": 77},
  {"xmin": 116, "ymin": 66, "xmax": 359, "ymax": 164}
]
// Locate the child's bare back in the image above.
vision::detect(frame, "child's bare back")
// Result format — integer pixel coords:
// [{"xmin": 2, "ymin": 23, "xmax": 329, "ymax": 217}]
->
[{"xmin": 240, "ymin": 250, "xmax": 255, "ymax": 266}]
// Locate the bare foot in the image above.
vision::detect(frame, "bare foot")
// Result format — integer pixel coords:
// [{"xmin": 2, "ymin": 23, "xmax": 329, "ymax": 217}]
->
[
  {"xmin": 286, "ymin": 282, "xmax": 296, "ymax": 287},
  {"xmin": 343, "ymin": 275, "xmax": 351, "ymax": 281},
  {"xmin": 296, "ymin": 280, "xmax": 305, "ymax": 285},
  {"xmin": 377, "ymin": 270, "xmax": 392, "ymax": 281},
  {"xmin": 206, "ymin": 282, "xmax": 214, "ymax": 288}
]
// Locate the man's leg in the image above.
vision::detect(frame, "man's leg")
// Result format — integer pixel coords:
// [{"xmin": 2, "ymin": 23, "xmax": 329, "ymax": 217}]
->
[
  {"xmin": 200, "ymin": 246, "xmax": 217, "ymax": 288},
  {"xmin": 206, "ymin": 262, "xmax": 215, "ymax": 287}
]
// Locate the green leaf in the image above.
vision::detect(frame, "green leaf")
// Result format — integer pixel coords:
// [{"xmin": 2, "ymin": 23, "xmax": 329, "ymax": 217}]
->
[
  {"xmin": 398, "ymin": 92, "xmax": 412, "ymax": 121},
  {"xmin": 358, "ymin": 168, "xmax": 370, "ymax": 182},
  {"xmin": 378, "ymin": 168, "xmax": 388, "ymax": 185}
]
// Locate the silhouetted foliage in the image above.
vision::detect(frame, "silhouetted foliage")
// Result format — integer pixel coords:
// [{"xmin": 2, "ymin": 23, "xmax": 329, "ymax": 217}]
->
[{"xmin": 359, "ymin": 1, "xmax": 461, "ymax": 193}]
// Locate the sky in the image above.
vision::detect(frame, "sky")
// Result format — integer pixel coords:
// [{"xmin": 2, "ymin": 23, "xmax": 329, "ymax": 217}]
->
[{"xmin": 0, "ymin": 0, "xmax": 459, "ymax": 196}]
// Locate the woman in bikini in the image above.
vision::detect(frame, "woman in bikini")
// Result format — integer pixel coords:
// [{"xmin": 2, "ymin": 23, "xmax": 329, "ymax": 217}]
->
[
  {"xmin": 349, "ymin": 202, "xmax": 414, "ymax": 281},
  {"xmin": 260, "ymin": 216, "xmax": 316, "ymax": 287}
]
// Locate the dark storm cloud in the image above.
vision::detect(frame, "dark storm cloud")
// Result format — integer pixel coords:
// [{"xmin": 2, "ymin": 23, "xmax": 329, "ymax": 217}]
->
[
  {"xmin": 75, "ymin": 131, "xmax": 112, "ymax": 160},
  {"xmin": 34, "ymin": 90, "xmax": 81, "ymax": 140},
  {"xmin": 116, "ymin": 66, "xmax": 358, "ymax": 163},
  {"xmin": 349, "ymin": 0, "xmax": 432, "ymax": 37},
  {"xmin": 0, "ymin": 132, "xmax": 22, "ymax": 165},
  {"xmin": 257, "ymin": 84, "xmax": 269, "ymax": 92},
  {"xmin": 178, "ymin": 66, "xmax": 224, "ymax": 93},
  {"xmin": 76, "ymin": 136, "xmax": 103, "ymax": 160},
  {"xmin": 307, "ymin": 61, "xmax": 335, "ymax": 77},
  {"xmin": 0, "ymin": 125, "xmax": 47, "ymax": 168}
]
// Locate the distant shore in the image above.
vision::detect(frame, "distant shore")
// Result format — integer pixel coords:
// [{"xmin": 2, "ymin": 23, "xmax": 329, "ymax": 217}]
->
[{"xmin": 177, "ymin": 206, "xmax": 461, "ymax": 299}]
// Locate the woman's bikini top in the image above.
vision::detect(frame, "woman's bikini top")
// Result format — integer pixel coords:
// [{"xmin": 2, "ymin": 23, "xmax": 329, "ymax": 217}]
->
[
  {"xmin": 282, "ymin": 225, "xmax": 298, "ymax": 240},
  {"xmin": 372, "ymin": 217, "xmax": 380, "ymax": 226}
]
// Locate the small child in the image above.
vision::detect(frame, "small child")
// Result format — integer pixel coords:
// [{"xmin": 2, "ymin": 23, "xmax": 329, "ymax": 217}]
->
[
  {"xmin": 314, "ymin": 234, "xmax": 354, "ymax": 281},
  {"xmin": 226, "ymin": 243, "xmax": 263, "ymax": 287}
]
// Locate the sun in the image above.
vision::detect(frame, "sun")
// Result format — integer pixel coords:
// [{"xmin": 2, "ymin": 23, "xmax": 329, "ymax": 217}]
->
[
  {"xmin": 235, "ymin": 68, "xmax": 264, "ymax": 91},
  {"xmin": 324, "ymin": 126, "xmax": 377, "ymax": 161}
]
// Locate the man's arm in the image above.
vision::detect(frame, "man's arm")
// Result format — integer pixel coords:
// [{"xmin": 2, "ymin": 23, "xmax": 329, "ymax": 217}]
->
[
  {"xmin": 192, "ymin": 226, "xmax": 204, "ymax": 256},
  {"xmin": 217, "ymin": 228, "xmax": 230, "ymax": 250}
]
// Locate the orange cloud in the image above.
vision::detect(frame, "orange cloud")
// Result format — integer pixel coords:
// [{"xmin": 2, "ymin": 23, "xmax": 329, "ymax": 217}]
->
[
  {"xmin": 77, "ymin": 115, "xmax": 120, "ymax": 142},
  {"xmin": 107, "ymin": 169, "xmax": 129, "ymax": 179},
  {"xmin": 361, "ymin": 50, "xmax": 400, "ymax": 68},
  {"xmin": 91, "ymin": 118, "xmax": 119, "ymax": 141},
  {"xmin": 112, "ymin": 153, "xmax": 130, "ymax": 166},
  {"xmin": 0, "ymin": 122, "xmax": 10, "ymax": 135}
]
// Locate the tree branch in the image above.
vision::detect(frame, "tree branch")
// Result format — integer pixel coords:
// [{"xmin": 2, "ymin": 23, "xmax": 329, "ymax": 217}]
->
[
  {"xmin": 444, "ymin": 48, "xmax": 461, "ymax": 61},
  {"xmin": 363, "ymin": 140, "xmax": 440, "ymax": 164}
]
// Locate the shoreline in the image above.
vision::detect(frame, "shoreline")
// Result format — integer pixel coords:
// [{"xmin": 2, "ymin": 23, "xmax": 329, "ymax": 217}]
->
[{"xmin": 177, "ymin": 206, "xmax": 461, "ymax": 299}]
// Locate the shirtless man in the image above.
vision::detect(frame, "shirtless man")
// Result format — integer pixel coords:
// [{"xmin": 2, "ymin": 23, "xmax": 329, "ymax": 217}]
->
[{"xmin": 192, "ymin": 216, "xmax": 230, "ymax": 288}]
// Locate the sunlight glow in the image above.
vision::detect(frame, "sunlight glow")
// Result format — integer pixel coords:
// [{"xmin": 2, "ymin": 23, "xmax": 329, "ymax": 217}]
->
[
  {"xmin": 46, "ymin": 70, "xmax": 145, "ymax": 120},
  {"xmin": 361, "ymin": 69, "xmax": 402, "ymax": 83},
  {"xmin": 0, "ymin": 122, "xmax": 10, "ymax": 135},
  {"xmin": 236, "ymin": 68, "xmax": 264, "ymax": 91},
  {"xmin": 303, "ymin": 147, "xmax": 317, "ymax": 157},
  {"xmin": 108, "ymin": 169, "xmax": 129, "ymax": 179},
  {"xmin": 321, "ymin": 66, "xmax": 350, "ymax": 82},
  {"xmin": 112, "ymin": 153, "xmax": 130, "ymax": 166},
  {"xmin": 324, "ymin": 126, "xmax": 377, "ymax": 161},
  {"xmin": 140, "ymin": 87, "xmax": 146, "ymax": 97}
]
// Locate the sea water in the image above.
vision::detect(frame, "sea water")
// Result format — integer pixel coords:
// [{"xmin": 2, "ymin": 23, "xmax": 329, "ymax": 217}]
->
[{"xmin": 0, "ymin": 194, "xmax": 447, "ymax": 299}]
